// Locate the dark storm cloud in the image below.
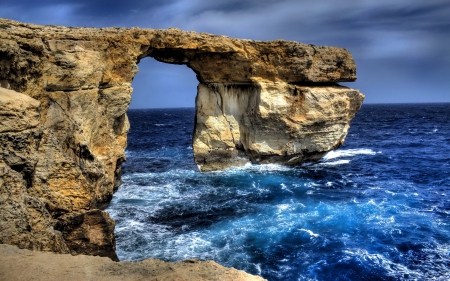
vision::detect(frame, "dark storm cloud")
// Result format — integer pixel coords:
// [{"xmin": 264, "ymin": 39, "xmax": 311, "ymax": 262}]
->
[{"xmin": 0, "ymin": 0, "xmax": 449, "ymax": 105}]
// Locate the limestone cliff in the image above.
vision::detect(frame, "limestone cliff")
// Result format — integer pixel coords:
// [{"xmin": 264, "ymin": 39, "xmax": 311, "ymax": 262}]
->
[{"xmin": 0, "ymin": 17, "xmax": 364, "ymax": 263}]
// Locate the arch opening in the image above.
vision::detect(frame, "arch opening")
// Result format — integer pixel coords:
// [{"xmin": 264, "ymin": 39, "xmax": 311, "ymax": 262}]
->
[
  {"xmin": 109, "ymin": 58, "xmax": 202, "ymax": 260},
  {"xmin": 130, "ymin": 57, "xmax": 198, "ymax": 109},
  {"xmin": 123, "ymin": 57, "xmax": 200, "ymax": 173}
]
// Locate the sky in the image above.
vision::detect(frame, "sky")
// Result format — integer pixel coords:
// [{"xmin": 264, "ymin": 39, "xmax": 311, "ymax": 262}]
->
[{"xmin": 1, "ymin": 0, "xmax": 449, "ymax": 108}]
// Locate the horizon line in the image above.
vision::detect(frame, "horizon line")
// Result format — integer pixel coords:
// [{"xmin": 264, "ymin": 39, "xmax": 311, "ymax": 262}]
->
[{"xmin": 128, "ymin": 101, "xmax": 450, "ymax": 110}]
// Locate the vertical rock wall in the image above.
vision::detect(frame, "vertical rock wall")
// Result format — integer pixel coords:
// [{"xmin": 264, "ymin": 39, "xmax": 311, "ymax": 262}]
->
[
  {"xmin": 0, "ymin": 20, "xmax": 136, "ymax": 260},
  {"xmin": 0, "ymin": 87, "xmax": 69, "ymax": 253}
]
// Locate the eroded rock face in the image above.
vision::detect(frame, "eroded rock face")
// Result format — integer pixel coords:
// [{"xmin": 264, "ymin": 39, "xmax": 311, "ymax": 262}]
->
[
  {"xmin": 0, "ymin": 87, "xmax": 67, "ymax": 252},
  {"xmin": 0, "ymin": 87, "xmax": 118, "ymax": 260},
  {"xmin": 0, "ymin": 18, "xmax": 363, "ymax": 261},
  {"xmin": 193, "ymin": 82, "xmax": 364, "ymax": 171}
]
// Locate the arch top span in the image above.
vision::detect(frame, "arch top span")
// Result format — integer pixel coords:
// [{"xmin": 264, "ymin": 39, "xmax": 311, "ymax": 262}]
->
[
  {"xmin": 0, "ymin": 18, "xmax": 356, "ymax": 91},
  {"xmin": 137, "ymin": 28, "xmax": 357, "ymax": 84}
]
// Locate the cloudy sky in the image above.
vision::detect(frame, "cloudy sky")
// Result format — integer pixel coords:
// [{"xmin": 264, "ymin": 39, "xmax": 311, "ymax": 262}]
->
[{"xmin": 1, "ymin": 0, "xmax": 449, "ymax": 108}]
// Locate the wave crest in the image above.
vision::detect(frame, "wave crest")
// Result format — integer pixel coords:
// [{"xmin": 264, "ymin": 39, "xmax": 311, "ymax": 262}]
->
[{"xmin": 323, "ymin": 149, "xmax": 379, "ymax": 161}]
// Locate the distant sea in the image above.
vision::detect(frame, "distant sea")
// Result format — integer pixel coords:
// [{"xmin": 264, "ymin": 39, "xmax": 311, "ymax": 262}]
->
[{"xmin": 107, "ymin": 103, "xmax": 450, "ymax": 281}]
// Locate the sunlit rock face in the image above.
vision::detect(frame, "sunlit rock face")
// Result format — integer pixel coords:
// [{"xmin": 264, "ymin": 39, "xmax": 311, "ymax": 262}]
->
[
  {"xmin": 0, "ymin": 18, "xmax": 363, "ymax": 259},
  {"xmin": 193, "ymin": 82, "xmax": 364, "ymax": 171}
]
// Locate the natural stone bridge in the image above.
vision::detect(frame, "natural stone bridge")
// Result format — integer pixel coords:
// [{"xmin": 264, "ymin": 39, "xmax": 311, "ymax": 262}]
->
[{"xmin": 0, "ymin": 19, "xmax": 364, "ymax": 260}]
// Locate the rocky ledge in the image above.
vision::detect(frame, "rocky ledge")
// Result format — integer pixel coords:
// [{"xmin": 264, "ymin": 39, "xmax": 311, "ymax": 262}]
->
[
  {"xmin": 0, "ymin": 244, "xmax": 265, "ymax": 281},
  {"xmin": 0, "ymin": 17, "xmax": 363, "ymax": 274}
]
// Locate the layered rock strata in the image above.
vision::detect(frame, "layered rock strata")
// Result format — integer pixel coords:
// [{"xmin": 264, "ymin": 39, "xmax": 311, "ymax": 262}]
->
[{"xmin": 0, "ymin": 17, "xmax": 364, "ymax": 263}]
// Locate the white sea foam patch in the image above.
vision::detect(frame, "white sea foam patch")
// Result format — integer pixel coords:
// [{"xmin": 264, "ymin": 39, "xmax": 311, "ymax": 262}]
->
[
  {"xmin": 299, "ymin": 228, "xmax": 319, "ymax": 237},
  {"xmin": 224, "ymin": 162, "xmax": 292, "ymax": 173},
  {"xmin": 341, "ymin": 249, "xmax": 420, "ymax": 279},
  {"xmin": 317, "ymin": 159, "xmax": 351, "ymax": 166},
  {"xmin": 277, "ymin": 204, "xmax": 291, "ymax": 211},
  {"xmin": 115, "ymin": 220, "xmax": 146, "ymax": 233},
  {"xmin": 323, "ymin": 148, "xmax": 379, "ymax": 161}
]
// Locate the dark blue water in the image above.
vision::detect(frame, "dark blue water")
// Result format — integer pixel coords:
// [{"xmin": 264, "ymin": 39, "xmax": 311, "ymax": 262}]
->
[{"xmin": 107, "ymin": 103, "xmax": 450, "ymax": 281}]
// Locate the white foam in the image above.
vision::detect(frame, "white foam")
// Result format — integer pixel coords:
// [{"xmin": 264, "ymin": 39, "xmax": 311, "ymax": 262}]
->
[
  {"xmin": 277, "ymin": 204, "xmax": 290, "ymax": 211},
  {"xmin": 226, "ymin": 162, "xmax": 292, "ymax": 173},
  {"xmin": 280, "ymin": 183, "xmax": 294, "ymax": 193},
  {"xmin": 318, "ymin": 159, "xmax": 351, "ymax": 166},
  {"xmin": 299, "ymin": 228, "xmax": 319, "ymax": 237},
  {"xmin": 254, "ymin": 263, "xmax": 262, "ymax": 275},
  {"xmin": 385, "ymin": 190, "xmax": 396, "ymax": 196},
  {"xmin": 342, "ymin": 248, "xmax": 419, "ymax": 278},
  {"xmin": 323, "ymin": 148, "xmax": 379, "ymax": 160}
]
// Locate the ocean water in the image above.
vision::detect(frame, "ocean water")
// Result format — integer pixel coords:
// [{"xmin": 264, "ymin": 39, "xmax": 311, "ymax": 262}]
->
[{"xmin": 106, "ymin": 103, "xmax": 450, "ymax": 281}]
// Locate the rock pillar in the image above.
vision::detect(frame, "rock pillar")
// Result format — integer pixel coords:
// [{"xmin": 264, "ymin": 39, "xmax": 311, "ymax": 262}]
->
[{"xmin": 193, "ymin": 82, "xmax": 363, "ymax": 171}]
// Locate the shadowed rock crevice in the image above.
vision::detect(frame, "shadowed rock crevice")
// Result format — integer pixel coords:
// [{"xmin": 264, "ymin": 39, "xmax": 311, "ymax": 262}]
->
[
  {"xmin": 55, "ymin": 210, "xmax": 119, "ymax": 261},
  {"xmin": 0, "ymin": 18, "xmax": 363, "ymax": 270}
]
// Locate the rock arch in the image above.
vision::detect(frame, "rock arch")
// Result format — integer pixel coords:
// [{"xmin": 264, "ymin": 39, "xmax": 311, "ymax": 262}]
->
[{"xmin": 0, "ymin": 19, "xmax": 363, "ymax": 259}]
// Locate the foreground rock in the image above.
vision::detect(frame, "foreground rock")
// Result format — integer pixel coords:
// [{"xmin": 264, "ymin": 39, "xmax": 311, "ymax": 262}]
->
[
  {"xmin": 0, "ymin": 16, "xmax": 363, "ymax": 266},
  {"xmin": 0, "ymin": 244, "xmax": 265, "ymax": 281},
  {"xmin": 0, "ymin": 87, "xmax": 118, "ymax": 260}
]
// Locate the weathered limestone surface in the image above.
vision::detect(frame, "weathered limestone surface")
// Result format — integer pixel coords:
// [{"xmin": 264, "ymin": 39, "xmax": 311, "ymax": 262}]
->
[
  {"xmin": 0, "ymin": 16, "xmax": 364, "ymax": 268},
  {"xmin": 0, "ymin": 87, "xmax": 68, "ymax": 253},
  {"xmin": 194, "ymin": 82, "xmax": 364, "ymax": 171},
  {"xmin": 0, "ymin": 87, "xmax": 118, "ymax": 260}
]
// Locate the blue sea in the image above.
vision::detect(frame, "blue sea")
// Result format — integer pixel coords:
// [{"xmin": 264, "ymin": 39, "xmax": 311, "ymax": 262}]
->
[{"xmin": 106, "ymin": 103, "xmax": 450, "ymax": 281}]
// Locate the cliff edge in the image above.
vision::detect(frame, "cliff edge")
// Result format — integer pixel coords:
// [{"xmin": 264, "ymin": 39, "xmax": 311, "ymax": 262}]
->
[{"xmin": 0, "ymin": 17, "xmax": 363, "ymax": 268}]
